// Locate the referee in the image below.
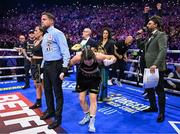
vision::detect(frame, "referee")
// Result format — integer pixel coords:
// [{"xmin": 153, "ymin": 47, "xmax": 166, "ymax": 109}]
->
[{"xmin": 39, "ymin": 12, "xmax": 70, "ymax": 129}]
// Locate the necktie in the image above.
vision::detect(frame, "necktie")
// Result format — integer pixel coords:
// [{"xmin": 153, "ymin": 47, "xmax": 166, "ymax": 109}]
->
[
  {"xmin": 146, "ymin": 33, "xmax": 153, "ymax": 51},
  {"xmin": 148, "ymin": 33, "xmax": 153, "ymax": 42}
]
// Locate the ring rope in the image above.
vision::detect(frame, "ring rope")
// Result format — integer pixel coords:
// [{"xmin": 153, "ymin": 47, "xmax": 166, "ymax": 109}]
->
[
  {"xmin": 128, "ymin": 49, "xmax": 180, "ymax": 53},
  {"xmin": 0, "ymin": 56, "xmax": 24, "ymax": 59},
  {"xmin": 0, "ymin": 48, "xmax": 18, "ymax": 52},
  {"xmin": 126, "ymin": 59, "xmax": 180, "ymax": 66},
  {"xmin": 0, "ymin": 66, "xmax": 24, "ymax": 70},
  {"xmin": 0, "ymin": 80, "xmax": 17, "ymax": 84},
  {"xmin": 0, "ymin": 74, "xmax": 25, "ymax": 79},
  {"xmin": 1, "ymin": 48, "xmax": 180, "ymax": 53}
]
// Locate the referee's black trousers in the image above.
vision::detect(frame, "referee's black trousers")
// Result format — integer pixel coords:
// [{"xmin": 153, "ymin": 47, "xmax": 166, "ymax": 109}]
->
[{"xmin": 43, "ymin": 60, "xmax": 63, "ymax": 120}]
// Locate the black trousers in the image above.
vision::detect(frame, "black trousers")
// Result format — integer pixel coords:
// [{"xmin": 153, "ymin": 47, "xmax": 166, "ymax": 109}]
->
[
  {"xmin": 147, "ymin": 71, "xmax": 165, "ymax": 114},
  {"xmin": 110, "ymin": 59, "xmax": 126, "ymax": 81},
  {"xmin": 24, "ymin": 59, "xmax": 31, "ymax": 86},
  {"xmin": 43, "ymin": 60, "xmax": 63, "ymax": 120}
]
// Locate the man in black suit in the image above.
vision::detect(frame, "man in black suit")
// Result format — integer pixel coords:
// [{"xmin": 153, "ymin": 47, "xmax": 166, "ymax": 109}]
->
[
  {"xmin": 80, "ymin": 28, "xmax": 97, "ymax": 49},
  {"xmin": 71, "ymin": 28, "xmax": 97, "ymax": 52},
  {"xmin": 137, "ymin": 16, "xmax": 167, "ymax": 122}
]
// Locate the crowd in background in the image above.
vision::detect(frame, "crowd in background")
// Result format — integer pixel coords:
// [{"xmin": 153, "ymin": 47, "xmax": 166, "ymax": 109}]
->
[
  {"xmin": 0, "ymin": 1, "xmax": 179, "ymax": 90},
  {"xmin": 0, "ymin": 1, "xmax": 180, "ymax": 49}
]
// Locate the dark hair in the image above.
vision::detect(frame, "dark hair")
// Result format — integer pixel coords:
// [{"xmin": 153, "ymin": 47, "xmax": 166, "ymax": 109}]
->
[
  {"xmin": 149, "ymin": 15, "xmax": 163, "ymax": 30},
  {"xmin": 28, "ymin": 29, "xmax": 34, "ymax": 34},
  {"xmin": 41, "ymin": 12, "xmax": 55, "ymax": 21},
  {"xmin": 36, "ymin": 25, "xmax": 45, "ymax": 35},
  {"xmin": 100, "ymin": 27, "xmax": 112, "ymax": 41},
  {"xmin": 80, "ymin": 47, "xmax": 96, "ymax": 63}
]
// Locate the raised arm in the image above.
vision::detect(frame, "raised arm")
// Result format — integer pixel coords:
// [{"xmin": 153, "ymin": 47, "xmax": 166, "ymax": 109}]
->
[
  {"xmin": 69, "ymin": 54, "xmax": 81, "ymax": 66},
  {"xmin": 95, "ymin": 52, "xmax": 116, "ymax": 65}
]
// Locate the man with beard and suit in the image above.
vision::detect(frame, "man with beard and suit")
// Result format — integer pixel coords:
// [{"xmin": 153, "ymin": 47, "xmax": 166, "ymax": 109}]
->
[
  {"xmin": 137, "ymin": 15, "xmax": 167, "ymax": 122},
  {"xmin": 39, "ymin": 12, "xmax": 70, "ymax": 129},
  {"xmin": 138, "ymin": 3, "xmax": 163, "ymax": 98}
]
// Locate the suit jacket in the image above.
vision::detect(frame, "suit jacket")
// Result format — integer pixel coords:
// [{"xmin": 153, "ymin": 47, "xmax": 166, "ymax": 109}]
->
[
  {"xmin": 144, "ymin": 30, "xmax": 167, "ymax": 71},
  {"xmin": 82, "ymin": 38, "xmax": 97, "ymax": 48}
]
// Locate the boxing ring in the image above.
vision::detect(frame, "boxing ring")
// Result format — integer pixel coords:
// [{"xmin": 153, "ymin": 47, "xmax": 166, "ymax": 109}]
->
[
  {"xmin": 0, "ymin": 48, "xmax": 180, "ymax": 94},
  {"xmin": 124, "ymin": 49, "xmax": 180, "ymax": 95},
  {"xmin": 0, "ymin": 49, "xmax": 25, "ymax": 90},
  {"xmin": 0, "ymin": 48, "xmax": 180, "ymax": 134}
]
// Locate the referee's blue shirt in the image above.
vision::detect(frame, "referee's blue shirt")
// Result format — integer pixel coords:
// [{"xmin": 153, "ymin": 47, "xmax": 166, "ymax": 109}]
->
[{"xmin": 41, "ymin": 26, "xmax": 70, "ymax": 67}]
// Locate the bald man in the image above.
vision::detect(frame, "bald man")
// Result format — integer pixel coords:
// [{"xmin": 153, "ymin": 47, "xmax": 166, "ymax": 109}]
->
[
  {"xmin": 111, "ymin": 36, "xmax": 134, "ymax": 86},
  {"xmin": 80, "ymin": 28, "xmax": 97, "ymax": 49}
]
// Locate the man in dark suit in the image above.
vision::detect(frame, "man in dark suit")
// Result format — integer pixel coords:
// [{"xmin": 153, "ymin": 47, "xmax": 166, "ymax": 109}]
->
[
  {"xmin": 137, "ymin": 15, "xmax": 167, "ymax": 122},
  {"xmin": 80, "ymin": 28, "xmax": 97, "ymax": 49},
  {"xmin": 71, "ymin": 28, "xmax": 97, "ymax": 52},
  {"xmin": 138, "ymin": 3, "xmax": 163, "ymax": 99}
]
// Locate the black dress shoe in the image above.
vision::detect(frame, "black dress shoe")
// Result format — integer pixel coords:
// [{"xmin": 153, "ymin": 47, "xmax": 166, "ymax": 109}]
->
[
  {"xmin": 40, "ymin": 112, "xmax": 54, "ymax": 120},
  {"xmin": 22, "ymin": 85, "xmax": 30, "ymax": 89},
  {"xmin": 29, "ymin": 103, "xmax": 41, "ymax": 109},
  {"xmin": 143, "ymin": 107, "xmax": 158, "ymax": 112},
  {"xmin": 48, "ymin": 119, "xmax": 61, "ymax": 129},
  {"xmin": 157, "ymin": 113, "xmax": 165, "ymax": 122}
]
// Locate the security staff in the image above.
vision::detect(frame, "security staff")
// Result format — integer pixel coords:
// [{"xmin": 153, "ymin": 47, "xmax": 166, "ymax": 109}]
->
[
  {"xmin": 113, "ymin": 36, "xmax": 134, "ymax": 87},
  {"xmin": 39, "ymin": 12, "xmax": 70, "ymax": 129}
]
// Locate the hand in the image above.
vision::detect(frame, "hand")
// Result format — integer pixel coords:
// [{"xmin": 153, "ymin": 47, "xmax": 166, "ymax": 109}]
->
[
  {"xmin": 103, "ymin": 59, "xmax": 114, "ymax": 66},
  {"xmin": 119, "ymin": 55, "xmax": 123, "ymax": 59},
  {"xmin": 26, "ymin": 57, "xmax": 32, "ymax": 62},
  {"xmin": 137, "ymin": 29, "xmax": 144, "ymax": 35},
  {"xmin": 150, "ymin": 65, "xmax": 157, "ymax": 74},
  {"xmin": 15, "ymin": 47, "xmax": 22, "ymax": 52},
  {"xmin": 59, "ymin": 72, "xmax": 65, "ymax": 80},
  {"xmin": 144, "ymin": 6, "xmax": 150, "ymax": 13},
  {"xmin": 123, "ymin": 56, "xmax": 128, "ymax": 62},
  {"xmin": 172, "ymin": 84, "xmax": 176, "ymax": 89},
  {"xmin": 156, "ymin": 3, "xmax": 162, "ymax": 10}
]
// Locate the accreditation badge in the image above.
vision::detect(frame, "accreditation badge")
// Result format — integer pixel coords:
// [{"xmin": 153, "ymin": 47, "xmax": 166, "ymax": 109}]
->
[{"xmin": 46, "ymin": 35, "xmax": 53, "ymax": 51}]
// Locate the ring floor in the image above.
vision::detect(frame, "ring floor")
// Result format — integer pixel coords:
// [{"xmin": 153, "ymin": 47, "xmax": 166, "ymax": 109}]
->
[{"xmin": 0, "ymin": 73, "xmax": 180, "ymax": 134}]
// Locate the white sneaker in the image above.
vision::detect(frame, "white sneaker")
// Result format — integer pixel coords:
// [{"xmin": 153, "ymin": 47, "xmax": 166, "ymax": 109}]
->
[
  {"xmin": 115, "ymin": 80, "xmax": 122, "ymax": 87},
  {"xmin": 88, "ymin": 117, "xmax": 96, "ymax": 132},
  {"xmin": 108, "ymin": 80, "xmax": 113, "ymax": 86},
  {"xmin": 79, "ymin": 114, "xmax": 90, "ymax": 125},
  {"xmin": 103, "ymin": 97, "xmax": 112, "ymax": 102}
]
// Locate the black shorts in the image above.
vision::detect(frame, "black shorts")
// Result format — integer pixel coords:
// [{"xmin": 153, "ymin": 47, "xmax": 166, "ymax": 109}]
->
[
  {"xmin": 76, "ymin": 76, "xmax": 101, "ymax": 94},
  {"xmin": 31, "ymin": 64, "xmax": 43, "ymax": 83}
]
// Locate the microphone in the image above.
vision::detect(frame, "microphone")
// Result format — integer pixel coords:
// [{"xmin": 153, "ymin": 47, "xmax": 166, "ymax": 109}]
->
[
  {"xmin": 135, "ymin": 27, "xmax": 148, "ymax": 40},
  {"xmin": 136, "ymin": 27, "xmax": 148, "ymax": 35}
]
